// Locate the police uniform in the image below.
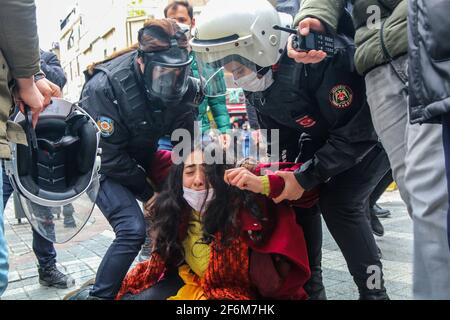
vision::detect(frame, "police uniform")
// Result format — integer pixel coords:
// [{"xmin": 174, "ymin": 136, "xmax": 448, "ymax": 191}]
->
[
  {"xmin": 247, "ymin": 39, "xmax": 391, "ymax": 297},
  {"xmin": 80, "ymin": 50, "xmax": 196, "ymax": 299}
]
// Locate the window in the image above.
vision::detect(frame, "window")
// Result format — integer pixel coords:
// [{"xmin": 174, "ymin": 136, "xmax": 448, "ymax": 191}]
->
[
  {"xmin": 67, "ymin": 30, "xmax": 75, "ymax": 50},
  {"xmin": 76, "ymin": 57, "xmax": 80, "ymax": 78}
]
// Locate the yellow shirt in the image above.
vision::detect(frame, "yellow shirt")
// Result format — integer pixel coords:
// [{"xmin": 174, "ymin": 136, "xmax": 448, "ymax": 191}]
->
[{"xmin": 182, "ymin": 211, "xmax": 210, "ymax": 278}]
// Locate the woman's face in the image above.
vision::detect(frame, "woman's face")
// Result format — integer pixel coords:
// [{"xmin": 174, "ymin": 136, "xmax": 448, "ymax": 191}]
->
[{"xmin": 183, "ymin": 150, "xmax": 207, "ymax": 191}]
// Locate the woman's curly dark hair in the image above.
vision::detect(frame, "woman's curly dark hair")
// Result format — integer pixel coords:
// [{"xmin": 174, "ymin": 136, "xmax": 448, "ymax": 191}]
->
[{"xmin": 150, "ymin": 147, "xmax": 264, "ymax": 266}]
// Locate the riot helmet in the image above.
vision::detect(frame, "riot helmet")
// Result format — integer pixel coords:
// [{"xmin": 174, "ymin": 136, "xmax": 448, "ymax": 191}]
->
[
  {"xmin": 5, "ymin": 98, "xmax": 102, "ymax": 243},
  {"xmin": 190, "ymin": 0, "xmax": 293, "ymax": 96}
]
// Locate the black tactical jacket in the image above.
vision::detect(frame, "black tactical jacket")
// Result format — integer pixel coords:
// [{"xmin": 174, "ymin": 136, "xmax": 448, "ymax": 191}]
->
[
  {"xmin": 247, "ymin": 40, "xmax": 378, "ymax": 191},
  {"xmin": 81, "ymin": 51, "xmax": 195, "ymax": 202}
]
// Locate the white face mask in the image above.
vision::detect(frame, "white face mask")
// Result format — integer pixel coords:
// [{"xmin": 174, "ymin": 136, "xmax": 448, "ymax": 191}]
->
[
  {"xmin": 183, "ymin": 187, "xmax": 215, "ymax": 213},
  {"xmin": 233, "ymin": 69, "xmax": 274, "ymax": 92}
]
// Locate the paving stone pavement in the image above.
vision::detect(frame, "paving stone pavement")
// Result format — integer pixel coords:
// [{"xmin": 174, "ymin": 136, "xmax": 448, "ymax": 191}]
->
[{"xmin": 1, "ymin": 190, "xmax": 412, "ymax": 300}]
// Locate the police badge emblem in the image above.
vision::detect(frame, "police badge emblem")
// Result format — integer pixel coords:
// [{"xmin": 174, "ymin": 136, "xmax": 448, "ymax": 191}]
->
[
  {"xmin": 330, "ymin": 85, "xmax": 353, "ymax": 109},
  {"xmin": 97, "ymin": 116, "xmax": 115, "ymax": 138}
]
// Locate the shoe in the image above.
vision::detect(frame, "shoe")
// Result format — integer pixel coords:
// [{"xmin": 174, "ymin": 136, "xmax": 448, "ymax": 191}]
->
[
  {"xmin": 64, "ymin": 278, "xmax": 96, "ymax": 300},
  {"xmin": 65, "ymin": 284, "xmax": 104, "ymax": 300},
  {"xmin": 371, "ymin": 204, "xmax": 391, "ymax": 218},
  {"xmin": 138, "ymin": 235, "xmax": 152, "ymax": 262},
  {"xmin": 304, "ymin": 266, "xmax": 327, "ymax": 300},
  {"xmin": 370, "ymin": 213, "xmax": 385, "ymax": 237},
  {"xmin": 38, "ymin": 264, "xmax": 75, "ymax": 289}
]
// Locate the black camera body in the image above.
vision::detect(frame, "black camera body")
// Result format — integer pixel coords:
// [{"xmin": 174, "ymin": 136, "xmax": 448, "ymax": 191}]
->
[
  {"xmin": 291, "ymin": 31, "xmax": 335, "ymax": 56},
  {"xmin": 273, "ymin": 25, "xmax": 335, "ymax": 57}
]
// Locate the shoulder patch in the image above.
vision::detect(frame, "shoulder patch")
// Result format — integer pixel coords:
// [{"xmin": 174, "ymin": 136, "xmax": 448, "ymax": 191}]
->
[
  {"xmin": 97, "ymin": 116, "xmax": 115, "ymax": 138},
  {"xmin": 329, "ymin": 85, "xmax": 353, "ymax": 109}
]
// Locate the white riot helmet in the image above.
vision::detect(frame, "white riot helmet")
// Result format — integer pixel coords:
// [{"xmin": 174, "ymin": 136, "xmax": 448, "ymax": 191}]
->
[
  {"xmin": 5, "ymin": 98, "xmax": 102, "ymax": 243},
  {"xmin": 190, "ymin": 0, "xmax": 293, "ymax": 96}
]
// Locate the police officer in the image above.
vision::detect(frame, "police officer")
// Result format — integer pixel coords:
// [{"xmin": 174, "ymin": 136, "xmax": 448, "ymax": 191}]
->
[
  {"xmin": 191, "ymin": 0, "xmax": 390, "ymax": 300},
  {"xmin": 69, "ymin": 19, "xmax": 200, "ymax": 300}
]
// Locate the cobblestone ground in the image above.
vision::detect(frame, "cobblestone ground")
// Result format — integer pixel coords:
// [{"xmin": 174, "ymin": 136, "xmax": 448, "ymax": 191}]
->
[{"xmin": 1, "ymin": 190, "xmax": 412, "ymax": 300}]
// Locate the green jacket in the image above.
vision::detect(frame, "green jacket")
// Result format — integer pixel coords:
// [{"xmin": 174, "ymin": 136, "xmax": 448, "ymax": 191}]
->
[
  {"xmin": 295, "ymin": 0, "xmax": 407, "ymax": 75},
  {"xmin": 190, "ymin": 53, "xmax": 231, "ymax": 134},
  {"xmin": 0, "ymin": 0, "xmax": 40, "ymax": 158}
]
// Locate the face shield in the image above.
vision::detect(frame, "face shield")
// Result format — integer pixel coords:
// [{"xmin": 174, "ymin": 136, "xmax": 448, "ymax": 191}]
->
[
  {"xmin": 14, "ymin": 176, "xmax": 100, "ymax": 244},
  {"xmin": 196, "ymin": 53, "xmax": 268, "ymax": 96},
  {"xmin": 5, "ymin": 98, "xmax": 102, "ymax": 243},
  {"xmin": 141, "ymin": 49, "xmax": 193, "ymax": 104}
]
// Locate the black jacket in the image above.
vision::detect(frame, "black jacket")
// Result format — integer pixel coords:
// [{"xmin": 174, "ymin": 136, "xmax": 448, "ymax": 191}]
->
[
  {"xmin": 408, "ymin": 0, "xmax": 450, "ymax": 124},
  {"xmin": 81, "ymin": 51, "xmax": 195, "ymax": 202},
  {"xmin": 247, "ymin": 41, "xmax": 378, "ymax": 191},
  {"xmin": 40, "ymin": 49, "xmax": 67, "ymax": 89},
  {"xmin": 245, "ymin": 100, "xmax": 260, "ymax": 129}
]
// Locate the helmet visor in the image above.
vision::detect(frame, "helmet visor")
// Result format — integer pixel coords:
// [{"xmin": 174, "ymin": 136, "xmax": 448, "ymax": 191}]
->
[
  {"xmin": 13, "ymin": 171, "xmax": 100, "ymax": 244},
  {"xmin": 196, "ymin": 53, "xmax": 260, "ymax": 97}
]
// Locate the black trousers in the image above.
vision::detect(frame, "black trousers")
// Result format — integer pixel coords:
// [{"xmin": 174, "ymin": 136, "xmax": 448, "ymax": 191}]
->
[
  {"xmin": 120, "ymin": 272, "xmax": 184, "ymax": 300},
  {"xmin": 319, "ymin": 146, "xmax": 390, "ymax": 283},
  {"xmin": 369, "ymin": 170, "xmax": 394, "ymax": 208},
  {"xmin": 91, "ymin": 178, "xmax": 146, "ymax": 299}
]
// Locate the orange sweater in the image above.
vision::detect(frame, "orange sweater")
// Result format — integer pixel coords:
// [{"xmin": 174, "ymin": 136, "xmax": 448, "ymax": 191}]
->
[{"xmin": 117, "ymin": 233, "xmax": 254, "ymax": 300}]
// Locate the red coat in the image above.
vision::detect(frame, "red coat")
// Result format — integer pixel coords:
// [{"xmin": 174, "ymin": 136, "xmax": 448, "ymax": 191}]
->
[{"xmin": 239, "ymin": 162, "xmax": 318, "ymax": 299}]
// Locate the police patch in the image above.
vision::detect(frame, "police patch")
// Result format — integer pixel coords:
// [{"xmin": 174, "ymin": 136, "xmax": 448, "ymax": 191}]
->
[
  {"xmin": 97, "ymin": 117, "xmax": 115, "ymax": 138},
  {"xmin": 330, "ymin": 85, "xmax": 353, "ymax": 109}
]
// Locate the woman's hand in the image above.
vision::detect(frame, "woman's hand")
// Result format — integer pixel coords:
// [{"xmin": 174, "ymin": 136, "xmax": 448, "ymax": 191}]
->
[{"xmin": 224, "ymin": 167, "xmax": 263, "ymax": 194}]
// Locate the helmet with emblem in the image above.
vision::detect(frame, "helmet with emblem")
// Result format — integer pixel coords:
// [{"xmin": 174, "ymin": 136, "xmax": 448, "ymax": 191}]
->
[{"xmin": 190, "ymin": 0, "xmax": 293, "ymax": 96}]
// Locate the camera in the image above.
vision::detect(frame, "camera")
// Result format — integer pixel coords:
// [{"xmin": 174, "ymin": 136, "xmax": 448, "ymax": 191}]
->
[{"xmin": 274, "ymin": 25, "xmax": 335, "ymax": 57}]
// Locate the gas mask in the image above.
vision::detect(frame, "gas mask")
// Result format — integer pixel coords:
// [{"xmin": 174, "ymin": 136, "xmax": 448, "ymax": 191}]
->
[{"xmin": 139, "ymin": 46, "xmax": 193, "ymax": 105}]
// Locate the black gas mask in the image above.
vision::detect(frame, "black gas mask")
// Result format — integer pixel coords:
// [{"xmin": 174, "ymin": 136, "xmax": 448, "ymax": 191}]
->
[{"xmin": 139, "ymin": 46, "xmax": 193, "ymax": 105}]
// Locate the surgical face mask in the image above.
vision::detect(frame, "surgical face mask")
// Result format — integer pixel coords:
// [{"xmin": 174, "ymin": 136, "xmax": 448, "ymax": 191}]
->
[
  {"xmin": 183, "ymin": 187, "xmax": 215, "ymax": 213},
  {"xmin": 233, "ymin": 69, "xmax": 274, "ymax": 93}
]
